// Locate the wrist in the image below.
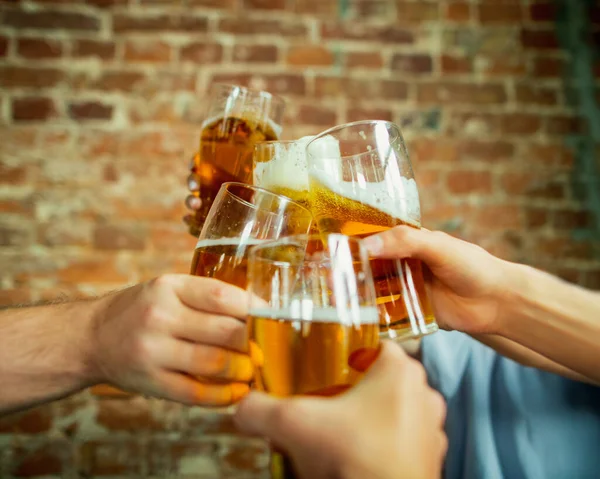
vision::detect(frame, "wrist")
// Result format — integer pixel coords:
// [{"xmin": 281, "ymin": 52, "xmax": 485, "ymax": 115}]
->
[
  {"xmin": 83, "ymin": 296, "xmax": 111, "ymax": 386},
  {"xmin": 492, "ymin": 261, "xmax": 533, "ymax": 336}
]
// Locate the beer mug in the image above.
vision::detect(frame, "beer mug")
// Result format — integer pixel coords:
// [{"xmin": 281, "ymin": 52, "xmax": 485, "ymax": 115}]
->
[
  {"xmin": 247, "ymin": 234, "xmax": 380, "ymax": 479},
  {"xmin": 187, "ymin": 84, "xmax": 285, "ymax": 236},
  {"xmin": 306, "ymin": 120, "xmax": 439, "ymax": 341},
  {"xmin": 189, "ymin": 182, "xmax": 312, "ymax": 289}
]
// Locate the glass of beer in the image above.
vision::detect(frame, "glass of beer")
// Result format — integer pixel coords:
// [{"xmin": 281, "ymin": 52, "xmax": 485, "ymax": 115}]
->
[
  {"xmin": 306, "ymin": 120, "xmax": 438, "ymax": 341},
  {"xmin": 189, "ymin": 182, "xmax": 312, "ymax": 288},
  {"xmin": 247, "ymin": 234, "xmax": 380, "ymax": 479},
  {"xmin": 187, "ymin": 84, "xmax": 285, "ymax": 236}
]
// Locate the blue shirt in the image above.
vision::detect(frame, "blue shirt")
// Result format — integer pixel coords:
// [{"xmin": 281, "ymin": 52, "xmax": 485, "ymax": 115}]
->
[{"xmin": 422, "ymin": 331, "xmax": 600, "ymax": 479}]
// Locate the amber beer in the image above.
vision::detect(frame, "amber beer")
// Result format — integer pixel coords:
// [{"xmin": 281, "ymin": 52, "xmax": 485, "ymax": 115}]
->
[
  {"xmin": 248, "ymin": 307, "xmax": 379, "ymax": 398},
  {"xmin": 189, "ymin": 238, "xmax": 263, "ymax": 289},
  {"xmin": 190, "ymin": 116, "xmax": 279, "ymax": 234},
  {"xmin": 309, "ymin": 178, "xmax": 436, "ymax": 337}
]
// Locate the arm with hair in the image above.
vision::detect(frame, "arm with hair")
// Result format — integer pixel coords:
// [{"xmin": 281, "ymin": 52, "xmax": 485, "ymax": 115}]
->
[{"xmin": 0, "ymin": 300, "xmax": 99, "ymax": 415}]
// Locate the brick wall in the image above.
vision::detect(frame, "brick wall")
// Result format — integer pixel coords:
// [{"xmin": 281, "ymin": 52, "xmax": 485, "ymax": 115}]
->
[{"xmin": 1, "ymin": 0, "xmax": 600, "ymax": 476}]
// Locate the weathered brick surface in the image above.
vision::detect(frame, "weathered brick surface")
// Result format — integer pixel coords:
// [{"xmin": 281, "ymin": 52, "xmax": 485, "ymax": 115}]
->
[{"xmin": 1, "ymin": 0, "xmax": 600, "ymax": 476}]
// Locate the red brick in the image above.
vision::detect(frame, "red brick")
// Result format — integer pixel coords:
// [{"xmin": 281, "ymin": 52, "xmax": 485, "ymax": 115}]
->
[
  {"xmin": 295, "ymin": 0, "xmax": 337, "ymax": 15},
  {"xmin": 12, "ymin": 97, "xmax": 56, "ymax": 121},
  {"xmin": 322, "ymin": 23, "xmax": 414, "ymax": 44},
  {"xmin": 460, "ymin": 140, "xmax": 515, "ymax": 162},
  {"xmin": 474, "ymin": 205, "xmax": 521, "ymax": 231},
  {"xmin": 532, "ymin": 56, "xmax": 565, "ymax": 77},
  {"xmin": 500, "ymin": 113, "xmax": 542, "ymax": 135},
  {"xmin": 445, "ymin": 2, "xmax": 471, "ymax": 22},
  {"xmin": 0, "ymin": 288, "xmax": 31, "ymax": 307},
  {"xmin": 0, "ymin": 35, "xmax": 8, "ymax": 57},
  {"xmin": 0, "ymin": 163, "xmax": 27, "ymax": 183},
  {"xmin": 515, "ymin": 83, "xmax": 558, "ymax": 105},
  {"xmin": 347, "ymin": 107, "xmax": 392, "ymax": 122},
  {"xmin": 478, "ymin": 4, "xmax": 524, "ymax": 23},
  {"xmin": 222, "ymin": 442, "xmax": 269, "ymax": 474},
  {"xmin": 70, "ymin": 39, "xmax": 114, "ymax": 59},
  {"xmin": 0, "ymin": 407, "xmax": 52, "ymax": 434},
  {"xmin": 529, "ymin": 2, "xmax": 557, "ymax": 22},
  {"xmin": 57, "ymin": 258, "xmax": 129, "ymax": 283},
  {"xmin": 148, "ymin": 440, "xmax": 218, "ymax": 476},
  {"xmin": 545, "ymin": 115, "xmax": 585, "ymax": 135},
  {"xmin": 177, "ymin": 0, "xmax": 236, "ymax": 6},
  {"xmin": 446, "ymin": 170, "xmax": 492, "ymax": 194},
  {"xmin": 314, "ymin": 76, "xmax": 408, "ymax": 100},
  {"xmin": 347, "ymin": 0, "xmax": 391, "ymax": 18},
  {"xmin": 523, "ymin": 143, "xmax": 574, "ymax": 168},
  {"xmin": 396, "ymin": 1, "xmax": 439, "ymax": 23},
  {"xmin": 92, "ymin": 70, "xmax": 146, "ymax": 91},
  {"xmin": 3, "ymin": 10, "xmax": 100, "ymax": 31},
  {"xmin": 124, "ymin": 40, "xmax": 171, "ymax": 62},
  {"xmin": 113, "ymin": 14, "xmax": 208, "ymax": 33},
  {"xmin": 262, "ymin": 74, "xmax": 306, "ymax": 96},
  {"xmin": 524, "ymin": 207, "xmax": 549, "ymax": 228},
  {"xmin": 297, "ymin": 104, "xmax": 337, "ymax": 126},
  {"xmin": 79, "ymin": 441, "xmax": 142, "ymax": 476},
  {"xmin": 287, "ymin": 45, "xmax": 333, "ymax": 66},
  {"xmin": 552, "ymin": 209, "xmax": 592, "ymax": 230},
  {"xmin": 232, "ymin": 44, "xmax": 278, "ymax": 63},
  {"xmin": 480, "ymin": 56, "xmax": 527, "ymax": 76},
  {"xmin": 521, "ymin": 28, "xmax": 559, "ymax": 50},
  {"xmin": 502, "ymin": 172, "xmax": 565, "ymax": 199},
  {"xmin": 17, "ymin": 38, "xmax": 62, "ymax": 59},
  {"xmin": 346, "ymin": 51, "xmax": 383, "ymax": 69},
  {"xmin": 219, "ymin": 17, "xmax": 307, "ymax": 37},
  {"xmin": 409, "ymin": 137, "xmax": 459, "ymax": 163},
  {"xmin": 93, "ymin": 224, "xmax": 146, "ymax": 250},
  {"xmin": 243, "ymin": 0, "xmax": 285, "ymax": 9},
  {"xmin": 180, "ymin": 42, "xmax": 223, "ymax": 63},
  {"xmin": 68, "ymin": 101, "xmax": 113, "ymax": 121},
  {"xmin": 0, "ymin": 66, "xmax": 65, "ymax": 89},
  {"xmin": 441, "ymin": 54, "xmax": 473, "ymax": 74},
  {"xmin": 417, "ymin": 82, "xmax": 507, "ymax": 105},
  {"xmin": 12, "ymin": 442, "xmax": 71, "ymax": 477},
  {"xmin": 391, "ymin": 53, "xmax": 433, "ymax": 74}
]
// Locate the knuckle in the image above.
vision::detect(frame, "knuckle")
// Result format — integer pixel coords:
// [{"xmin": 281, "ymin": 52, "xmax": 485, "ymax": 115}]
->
[
  {"xmin": 141, "ymin": 304, "xmax": 174, "ymax": 331},
  {"xmin": 195, "ymin": 346, "xmax": 230, "ymax": 377},
  {"xmin": 150, "ymin": 274, "xmax": 178, "ymax": 291}
]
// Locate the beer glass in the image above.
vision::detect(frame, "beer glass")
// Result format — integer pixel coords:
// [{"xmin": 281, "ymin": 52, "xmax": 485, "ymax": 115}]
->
[
  {"xmin": 187, "ymin": 84, "xmax": 285, "ymax": 236},
  {"xmin": 189, "ymin": 182, "xmax": 312, "ymax": 288},
  {"xmin": 247, "ymin": 234, "xmax": 380, "ymax": 479},
  {"xmin": 306, "ymin": 120, "xmax": 438, "ymax": 341}
]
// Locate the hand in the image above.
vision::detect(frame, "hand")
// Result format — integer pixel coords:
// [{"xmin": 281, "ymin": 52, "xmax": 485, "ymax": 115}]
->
[
  {"xmin": 90, "ymin": 274, "xmax": 253, "ymax": 407},
  {"xmin": 234, "ymin": 341, "xmax": 447, "ymax": 479},
  {"xmin": 364, "ymin": 226, "xmax": 512, "ymax": 334}
]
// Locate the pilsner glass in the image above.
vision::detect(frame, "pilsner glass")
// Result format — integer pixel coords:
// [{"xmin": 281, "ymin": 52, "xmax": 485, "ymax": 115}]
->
[
  {"xmin": 247, "ymin": 234, "xmax": 380, "ymax": 479},
  {"xmin": 187, "ymin": 84, "xmax": 285, "ymax": 236},
  {"xmin": 189, "ymin": 182, "xmax": 312, "ymax": 289},
  {"xmin": 306, "ymin": 120, "xmax": 438, "ymax": 341}
]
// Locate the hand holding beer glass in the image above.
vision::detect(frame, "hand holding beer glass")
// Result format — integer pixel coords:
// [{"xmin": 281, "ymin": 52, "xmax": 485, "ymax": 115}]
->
[
  {"xmin": 186, "ymin": 84, "xmax": 285, "ymax": 236},
  {"xmin": 247, "ymin": 234, "xmax": 380, "ymax": 479},
  {"xmin": 306, "ymin": 120, "xmax": 439, "ymax": 341}
]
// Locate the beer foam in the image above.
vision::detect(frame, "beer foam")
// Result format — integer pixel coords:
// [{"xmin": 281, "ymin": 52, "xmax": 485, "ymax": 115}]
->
[
  {"xmin": 195, "ymin": 237, "xmax": 267, "ymax": 249},
  {"xmin": 249, "ymin": 304, "xmax": 379, "ymax": 325},
  {"xmin": 311, "ymin": 169, "xmax": 421, "ymax": 226}
]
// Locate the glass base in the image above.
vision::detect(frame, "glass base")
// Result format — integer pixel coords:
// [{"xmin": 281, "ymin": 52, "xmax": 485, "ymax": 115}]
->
[{"xmin": 381, "ymin": 322, "xmax": 439, "ymax": 343}]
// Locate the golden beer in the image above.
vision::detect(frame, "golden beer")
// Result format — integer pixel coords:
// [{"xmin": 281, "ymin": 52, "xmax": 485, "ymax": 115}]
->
[
  {"xmin": 310, "ymin": 177, "xmax": 436, "ymax": 336},
  {"xmin": 248, "ymin": 308, "xmax": 380, "ymax": 398},
  {"xmin": 190, "ymin": 116, "xmax": 279, "ymax": 234}
]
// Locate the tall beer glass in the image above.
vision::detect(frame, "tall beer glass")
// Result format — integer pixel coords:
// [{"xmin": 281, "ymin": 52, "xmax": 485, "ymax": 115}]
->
[
  {"xmin": 306, "ymin": 120, "xmax": 438, "ymax": 341},
  {"xmin": 187, "ymin": 84, "xmax": 285, "ymax": 236},
  {"xmin": 189, "ymin": 182, "xmax": 312, "ymax": 288},
  {"xmin": 247, "ymin": 234, "xmax": 380, "ymax": 479}
]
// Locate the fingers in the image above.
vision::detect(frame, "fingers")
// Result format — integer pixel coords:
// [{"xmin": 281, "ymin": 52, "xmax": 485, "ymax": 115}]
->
[
  {"xmin": 153, "ymin": 336, "xmax": 253, "ymax": 382},
  {"xmin": 171, "ymin": 311, "xmax": 248, "ymax": 353},
  {"xmin": 363, "ymin": 226, "xmax": 450, "ymax": 268},
  {"xmin": 165, "ymin": 275, "xmax": 251, "ymax": 320},
  {"xmin": 157, "ymin": 370, "xmax": 249, "ymax": 407}
]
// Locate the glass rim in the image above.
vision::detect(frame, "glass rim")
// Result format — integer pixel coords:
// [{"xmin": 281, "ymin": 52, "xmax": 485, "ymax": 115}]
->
[
  {"xmin": 219, "ymin": 182, "xmax": 312, "ymax": 218},
  {"xmin": 306, "ymin": 119, "xmax": 402, "ymax": 159},
  {"xmin": 209, "ymin": 83, "xmax": 286, "ymax": 107},
  {"xmin": 248, "ymin": 233, "xmax": 368, "ymax": 267}
]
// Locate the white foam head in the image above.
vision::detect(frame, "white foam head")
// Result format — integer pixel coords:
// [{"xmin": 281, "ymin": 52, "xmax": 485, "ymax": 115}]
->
[
  {"xmin": 250, "ymin": 301, "xmax": 379, "ymax": 325},
  {"xmin": 195, "ymin": 237, "xmax": 267, "ymax": 249}
]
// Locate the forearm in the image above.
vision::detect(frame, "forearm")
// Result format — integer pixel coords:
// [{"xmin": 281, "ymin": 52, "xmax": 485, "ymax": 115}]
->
[
  {"xmin": 0, "ymin": 300, "xmax": 101, "ymax": 415},
  {"xmin": 471, "ymin": 334, "xmax": 599, "ymax": 386},
  {"xmin": 495, "ymin": 263, "xmax": 600, "ymax": 383}
]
